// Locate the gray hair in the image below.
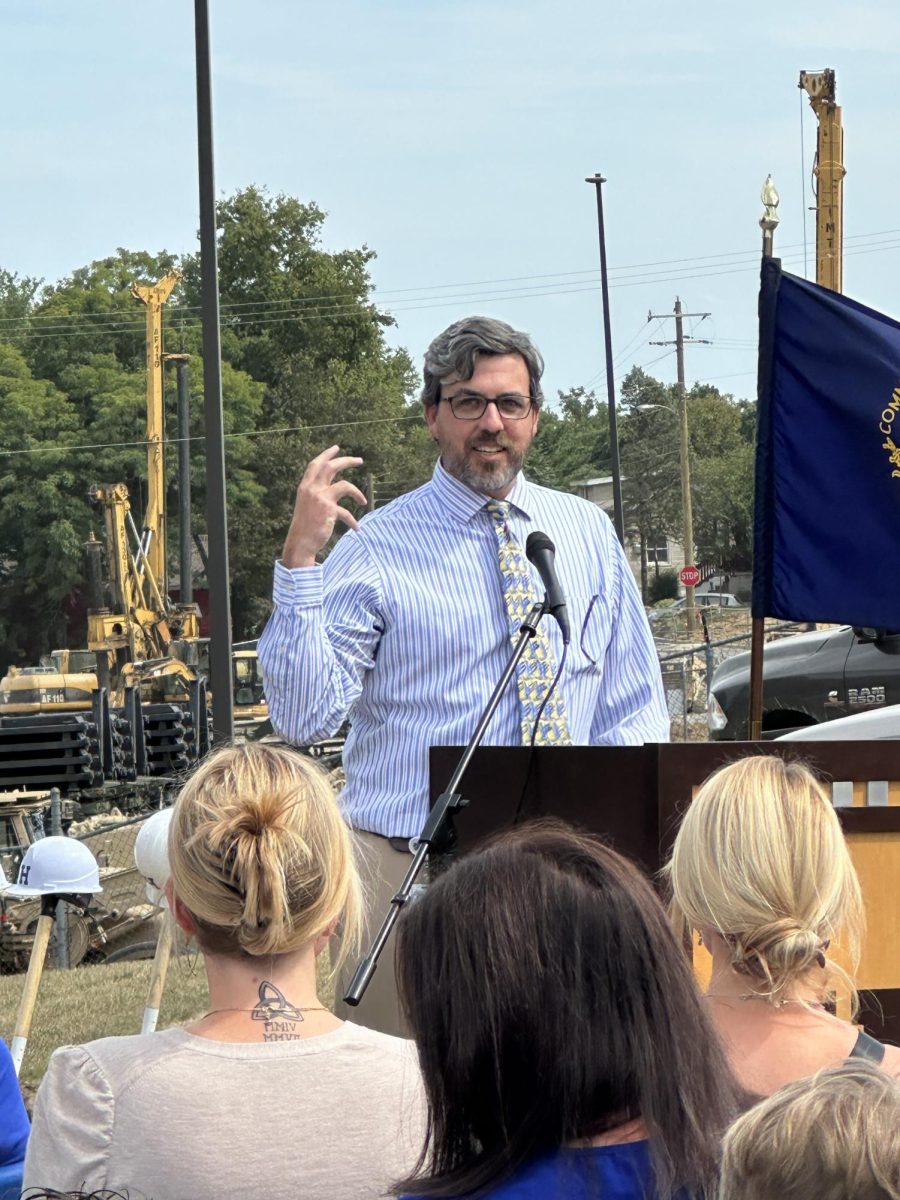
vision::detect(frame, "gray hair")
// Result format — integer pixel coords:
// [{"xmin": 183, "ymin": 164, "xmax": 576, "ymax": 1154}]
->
[{"xmin": 421, "ymin": 316, "xmax": 545, "ymax": 408}]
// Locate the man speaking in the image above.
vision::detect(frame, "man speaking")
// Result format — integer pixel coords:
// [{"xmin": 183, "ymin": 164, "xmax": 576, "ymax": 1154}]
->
[{"xmin": 258, "ymin": 317, "xmax": 668, "ymax": 1027}]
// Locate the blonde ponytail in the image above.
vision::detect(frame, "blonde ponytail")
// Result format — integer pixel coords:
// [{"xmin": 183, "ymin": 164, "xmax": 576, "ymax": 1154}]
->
[{"xmin": 169, "ymin": 742, "xmax": 361, "ymax": 963}]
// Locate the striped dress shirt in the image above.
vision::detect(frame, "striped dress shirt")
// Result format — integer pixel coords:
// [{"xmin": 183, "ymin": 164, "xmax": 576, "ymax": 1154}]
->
[{"xmin": 258, "ymin": 461, "xmax": 669, "ymax": 838}]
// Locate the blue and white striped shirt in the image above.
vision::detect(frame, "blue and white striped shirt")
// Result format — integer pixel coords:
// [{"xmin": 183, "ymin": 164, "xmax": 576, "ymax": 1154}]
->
[{"xmin": 258, "ymin": 461, "xmax": 669, "ymax": 838}]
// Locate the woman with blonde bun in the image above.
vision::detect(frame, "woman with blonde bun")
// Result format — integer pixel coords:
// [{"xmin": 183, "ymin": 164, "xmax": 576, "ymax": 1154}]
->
[
  {"xmin": 667, "ymin": 754, "xmax": 900, "ymax": 1097},
  {"xmin": 24, "ymin": 743, "xmax": 425, "ymax": 1200}
]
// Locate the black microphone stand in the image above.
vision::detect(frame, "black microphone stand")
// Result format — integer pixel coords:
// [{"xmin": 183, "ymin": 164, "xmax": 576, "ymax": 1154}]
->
[{"xmin": 343, "ymin": 598, "xmax": 547, "ymax": 1006}]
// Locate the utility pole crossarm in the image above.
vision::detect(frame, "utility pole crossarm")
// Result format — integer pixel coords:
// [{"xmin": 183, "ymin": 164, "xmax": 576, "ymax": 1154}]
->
[{"xmin": 648, "ymin": 339, "xmax": 711, "ymax": 347}]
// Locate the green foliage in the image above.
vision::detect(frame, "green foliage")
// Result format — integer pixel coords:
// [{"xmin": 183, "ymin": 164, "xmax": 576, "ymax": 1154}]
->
[
  {"xmin": 618, "ymin": 368, "xmax": 682, "ymax": 553},
  {"xmin": 0, "ymin": 186, "xmax": 425, "ymax": 651},
  {"xmin": 24, "ymin": 249, "xmax": 181, "ymax": 384},
  {"xmin": 647, "ymin": 567, "xmax": 680, "ymax": 604},
  {"xmin": 527, "ymin": 386, "xmax": 611, "ymax": 488},
  {"xmin": 0, "ymin": 345, "xmax": 88, "ymax": 665},
  {"xmin": 617, "ymin": 368, "xmax": 755, "ymax": 576}
]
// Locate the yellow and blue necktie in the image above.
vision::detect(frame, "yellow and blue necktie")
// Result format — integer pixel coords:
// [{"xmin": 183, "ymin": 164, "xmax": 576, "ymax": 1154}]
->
[{"xmin": 485, "ymin": 500, "xmax": 572, "ymax": 746}]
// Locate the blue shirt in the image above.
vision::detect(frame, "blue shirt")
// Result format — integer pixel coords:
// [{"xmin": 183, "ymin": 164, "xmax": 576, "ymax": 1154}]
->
[
  {"xmin": 403, "ymin": 1140, "xmax": 682, "ymax": 1199},
  {"xmin": 258, "ymin": 462, "xmax": 668, "ymax": 838},
  {"xmin": 0, "ymin": 1040, "xmax": 29, "ymax": 1167}
]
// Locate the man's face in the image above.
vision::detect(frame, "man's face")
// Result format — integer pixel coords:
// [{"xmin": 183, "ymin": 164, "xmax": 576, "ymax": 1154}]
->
[{"xmin": 424, "ymin": 353, "xmax": 539, "ymax": 499}]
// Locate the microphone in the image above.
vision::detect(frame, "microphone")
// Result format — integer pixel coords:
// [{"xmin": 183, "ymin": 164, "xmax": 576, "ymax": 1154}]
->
[{"xmin": 525, "ymin": 531, "xmax": 570, "ymax": 645}]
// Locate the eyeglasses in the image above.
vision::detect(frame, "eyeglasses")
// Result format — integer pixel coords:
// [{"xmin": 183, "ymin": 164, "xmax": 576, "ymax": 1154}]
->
[{"xmin": 440, "ymin": 391, "xmax": 535, "ymax": 420}]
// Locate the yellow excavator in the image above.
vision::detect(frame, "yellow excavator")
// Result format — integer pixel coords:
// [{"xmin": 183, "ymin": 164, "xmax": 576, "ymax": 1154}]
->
[{"xmin": 0, "ymin": 272, "xmax": 267, "ymax": 729}]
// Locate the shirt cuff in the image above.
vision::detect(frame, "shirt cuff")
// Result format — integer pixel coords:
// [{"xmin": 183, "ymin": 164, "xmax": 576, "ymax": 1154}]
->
[{"xmin": 272, "ymin": 559, "xmax": 325, "ymax": 607}]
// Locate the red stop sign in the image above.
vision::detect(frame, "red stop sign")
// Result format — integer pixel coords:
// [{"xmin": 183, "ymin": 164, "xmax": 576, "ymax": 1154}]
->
[{"xmin": 680, "ymin": 565, "xmax": 701, "ymax": 587}]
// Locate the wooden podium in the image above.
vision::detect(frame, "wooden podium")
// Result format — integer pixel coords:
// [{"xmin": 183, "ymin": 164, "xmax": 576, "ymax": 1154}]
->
[{"xmin": 430, "ymin": 741, "xmax": 900, "ymax": 1043}]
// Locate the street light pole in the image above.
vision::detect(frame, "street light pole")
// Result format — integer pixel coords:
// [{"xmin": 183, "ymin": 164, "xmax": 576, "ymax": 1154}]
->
[
  {"xmin": 194, "ymin": 0, "xmax": 233, "ymax": 742},
  {"xmin": 585, "ymin": 173, "xmax": 625, "ymax": 545}
]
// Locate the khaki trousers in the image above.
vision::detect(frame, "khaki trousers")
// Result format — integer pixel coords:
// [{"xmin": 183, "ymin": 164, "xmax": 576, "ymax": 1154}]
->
[{"xmin": 332, "ymin": 829, "xmax": 416, "ymax": 1038}]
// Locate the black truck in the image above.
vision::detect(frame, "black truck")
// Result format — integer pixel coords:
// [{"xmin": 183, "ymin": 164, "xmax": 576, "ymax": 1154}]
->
[{"xmin": 707, "ymin": 625, "xmax": 900, "ymax": 739}]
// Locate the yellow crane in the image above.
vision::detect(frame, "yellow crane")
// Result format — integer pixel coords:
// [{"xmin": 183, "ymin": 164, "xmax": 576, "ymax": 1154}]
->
[{"xmin": 799, "ymin": 69, "xmax": 845, "ymax": 292}]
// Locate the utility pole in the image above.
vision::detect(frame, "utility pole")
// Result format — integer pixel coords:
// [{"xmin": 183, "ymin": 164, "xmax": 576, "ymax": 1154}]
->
[{"xmin": 647, "ymin": 299, "xmax": 710, "ymax": 637}]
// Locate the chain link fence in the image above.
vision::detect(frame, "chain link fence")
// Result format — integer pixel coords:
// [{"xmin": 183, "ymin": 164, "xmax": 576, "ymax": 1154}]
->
[{"xmin": 655, "ymin": 613, "xmax": 809, "ymax": 741}]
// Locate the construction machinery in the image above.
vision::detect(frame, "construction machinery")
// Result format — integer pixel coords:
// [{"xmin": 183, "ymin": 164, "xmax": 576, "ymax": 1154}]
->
[
  {"xmin": 799, "ymin": 68, "xmax": 845, "ymax": 292},
  {"xmin": 1, "ymin": 271, "xmax": 267, "ymax": 729}
]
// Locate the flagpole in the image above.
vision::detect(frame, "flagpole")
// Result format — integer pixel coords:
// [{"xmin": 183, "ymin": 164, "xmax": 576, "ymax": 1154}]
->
[{"xmin": 749, "ymin": 176, "xmax": 780, "ymax": 739}]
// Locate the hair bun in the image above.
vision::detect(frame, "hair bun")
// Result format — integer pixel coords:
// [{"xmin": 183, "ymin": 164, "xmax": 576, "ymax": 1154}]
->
[{"xmin": 730, "ymin": 920, "xmax": 825, "ymax": 982}]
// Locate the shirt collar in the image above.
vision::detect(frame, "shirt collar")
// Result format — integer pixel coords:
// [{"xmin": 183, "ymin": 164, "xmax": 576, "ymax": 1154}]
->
[{"xmin": 429, "ymin": 459, "xmax": 534, "ymax": 522}]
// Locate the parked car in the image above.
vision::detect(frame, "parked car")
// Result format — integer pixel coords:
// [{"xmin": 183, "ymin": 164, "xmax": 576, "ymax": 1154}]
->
[
  {"xmin": 777, "ymin": 703, "xmax": 900, "ymax": 740},
  {"xmin": 708, "ymin": 625, "xmax": 900, "ymax": 740}
]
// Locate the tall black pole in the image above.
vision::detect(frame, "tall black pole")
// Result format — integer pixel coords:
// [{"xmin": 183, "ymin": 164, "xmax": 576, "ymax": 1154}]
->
[
  {"xmin": 175, "ymin": 357, "xmax": 193, "ymax": 606},
  {"xmin": 194, "ymin": 0, "xmax": 233, "ymax": 741},
  {"xmin": 585, "ymin": 173, "xmax": 625, "ymax": 545}
]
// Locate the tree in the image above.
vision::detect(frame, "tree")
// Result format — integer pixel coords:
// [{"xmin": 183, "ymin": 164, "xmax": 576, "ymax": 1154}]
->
[
  {"xmin": 617, "ymin": 369, "xmax": 682, "ymax": 597},
  {"xmin": 0, "ymin": 345, "xmax": 88, "ymax": 668},
  {"xmin": 23, "ymin": 249, "xmax": 181, "ymax": 385},
  {"xmin": 177, "ymin": 186, "xmax": 421, "ymax": 634},
  {"xmin": 527, "ymin": 387, "xmax": 611, "ymax": 489},
  {"xmin": 0, "ymin": 188, "xmax": 423, "ymax": 644}
]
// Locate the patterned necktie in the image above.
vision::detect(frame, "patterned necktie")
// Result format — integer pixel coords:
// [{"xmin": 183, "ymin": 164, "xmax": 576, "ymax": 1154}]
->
[{"xmin": 485, "ymin": 500, "xmax": 572, "ymax": 746}]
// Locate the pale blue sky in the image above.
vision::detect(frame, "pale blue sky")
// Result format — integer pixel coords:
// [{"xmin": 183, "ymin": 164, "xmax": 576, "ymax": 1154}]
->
[{"xmin": 5, "ymin": 1, "xmax": 899, "ymax": 409}]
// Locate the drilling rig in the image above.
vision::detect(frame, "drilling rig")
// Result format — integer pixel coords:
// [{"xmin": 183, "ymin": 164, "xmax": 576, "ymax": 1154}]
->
[
  {"xmin": 1, "ymin": 272, "xmax": 266, "ymax": 725},
  {"xmin": 799, "ymin": 68, "xmax": 845, "ymax": 292}
]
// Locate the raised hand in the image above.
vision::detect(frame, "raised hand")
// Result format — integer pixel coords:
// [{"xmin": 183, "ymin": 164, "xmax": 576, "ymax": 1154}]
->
[{"xmin": 281, "ymin": 446, "xmax": 368, "ymax": 568}]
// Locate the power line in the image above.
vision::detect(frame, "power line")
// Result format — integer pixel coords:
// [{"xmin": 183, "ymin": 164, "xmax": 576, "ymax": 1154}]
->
[
  {"xmin": 3, "ymin": 228, "xmax": 900, "ymax": 334},
  {"xmin": 0, "ymin": 412, "xmax": 422, "ymax": 459}
]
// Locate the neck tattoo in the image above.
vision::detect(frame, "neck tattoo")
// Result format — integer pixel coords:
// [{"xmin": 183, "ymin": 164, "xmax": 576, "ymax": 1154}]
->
[{"xmin": 200, "ymin": 980, "xmax": 328, "ymax": 1041}]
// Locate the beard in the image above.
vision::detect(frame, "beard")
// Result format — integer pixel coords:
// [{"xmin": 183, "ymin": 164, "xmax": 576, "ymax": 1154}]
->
[{"xmin": 441, "ymin": 433, "xmax": 527, "ymax": 495}]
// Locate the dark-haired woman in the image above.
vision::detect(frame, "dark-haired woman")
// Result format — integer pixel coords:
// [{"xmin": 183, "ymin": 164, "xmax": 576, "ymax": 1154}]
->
[{"xmin": 396, "ymin": 821, "xmax": 745, "ymax": 1200}]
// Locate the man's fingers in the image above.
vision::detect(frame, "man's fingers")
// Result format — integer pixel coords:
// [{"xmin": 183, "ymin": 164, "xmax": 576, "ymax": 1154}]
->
[
  {"xmin": 330, "ymin": 480, "xmax": 369, "ymax": 508},
  {"xmin": 334, "ymin": 506, "xmax": 360, "ymax": 532},
  {"xmin": 305, "ymin": 447, "xmax": 363, "ymax": 481}
]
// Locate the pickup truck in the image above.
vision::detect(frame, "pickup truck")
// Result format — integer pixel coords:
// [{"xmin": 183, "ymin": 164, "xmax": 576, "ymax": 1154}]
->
[{"xmin": 707, "ymin": 625, "xmax": 900, "ymax": 739}]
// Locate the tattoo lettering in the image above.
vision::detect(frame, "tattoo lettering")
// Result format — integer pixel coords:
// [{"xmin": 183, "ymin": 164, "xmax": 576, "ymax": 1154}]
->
[{"xmin": 252, "ymin": 979, "xmax": 305, "ymax": 1042}]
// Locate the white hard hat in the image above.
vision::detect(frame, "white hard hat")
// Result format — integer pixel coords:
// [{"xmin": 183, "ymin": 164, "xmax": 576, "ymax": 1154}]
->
[
  {"xmin": 6, "ymin": 837, "xmax": 102, "ymax": 897},
  {"xmin": 134, "ymin": 807, "xmax": 173, "ymax": 906}
]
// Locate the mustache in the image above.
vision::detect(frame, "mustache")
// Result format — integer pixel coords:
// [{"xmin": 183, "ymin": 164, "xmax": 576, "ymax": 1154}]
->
[{"xmin": 466, "ymin": 434, "xmax": 509, "ymax": 450}]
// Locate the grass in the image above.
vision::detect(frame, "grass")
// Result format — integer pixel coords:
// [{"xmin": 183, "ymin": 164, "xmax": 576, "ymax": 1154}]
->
[{"xmin": 0, "ymin": 952, "xmax": 211, "ymax": 1099}]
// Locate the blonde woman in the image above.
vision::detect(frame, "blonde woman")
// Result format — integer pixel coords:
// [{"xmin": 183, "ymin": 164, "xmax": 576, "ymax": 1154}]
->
[
  {"xmin": 718, "ymin": 1060, "xmax": 900, "ymax": 1200},
  {"xmin": 24, "ymin": 743, "xmax": 425, "ymax": 1200},
  {"xmin": 667, "ymin": 754, "xmax": 900, "ymax": 1097}
]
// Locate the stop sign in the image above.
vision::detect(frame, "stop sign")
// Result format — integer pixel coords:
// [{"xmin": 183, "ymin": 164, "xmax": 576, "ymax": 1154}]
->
[{"xmin": 680, "ymin": 565, "xmax": 701, "ymax": 587}]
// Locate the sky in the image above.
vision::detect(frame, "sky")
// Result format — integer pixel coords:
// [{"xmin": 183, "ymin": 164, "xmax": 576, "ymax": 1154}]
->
[{"xmin": 5, "ymin": 1, "xmax": 900, "ymax": 415}]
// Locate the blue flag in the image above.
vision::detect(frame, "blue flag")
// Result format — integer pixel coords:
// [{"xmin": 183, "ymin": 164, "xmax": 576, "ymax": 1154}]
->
[{"xmin": 753, "ymin": 258, "xmax": 900, "ymax": 627}]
